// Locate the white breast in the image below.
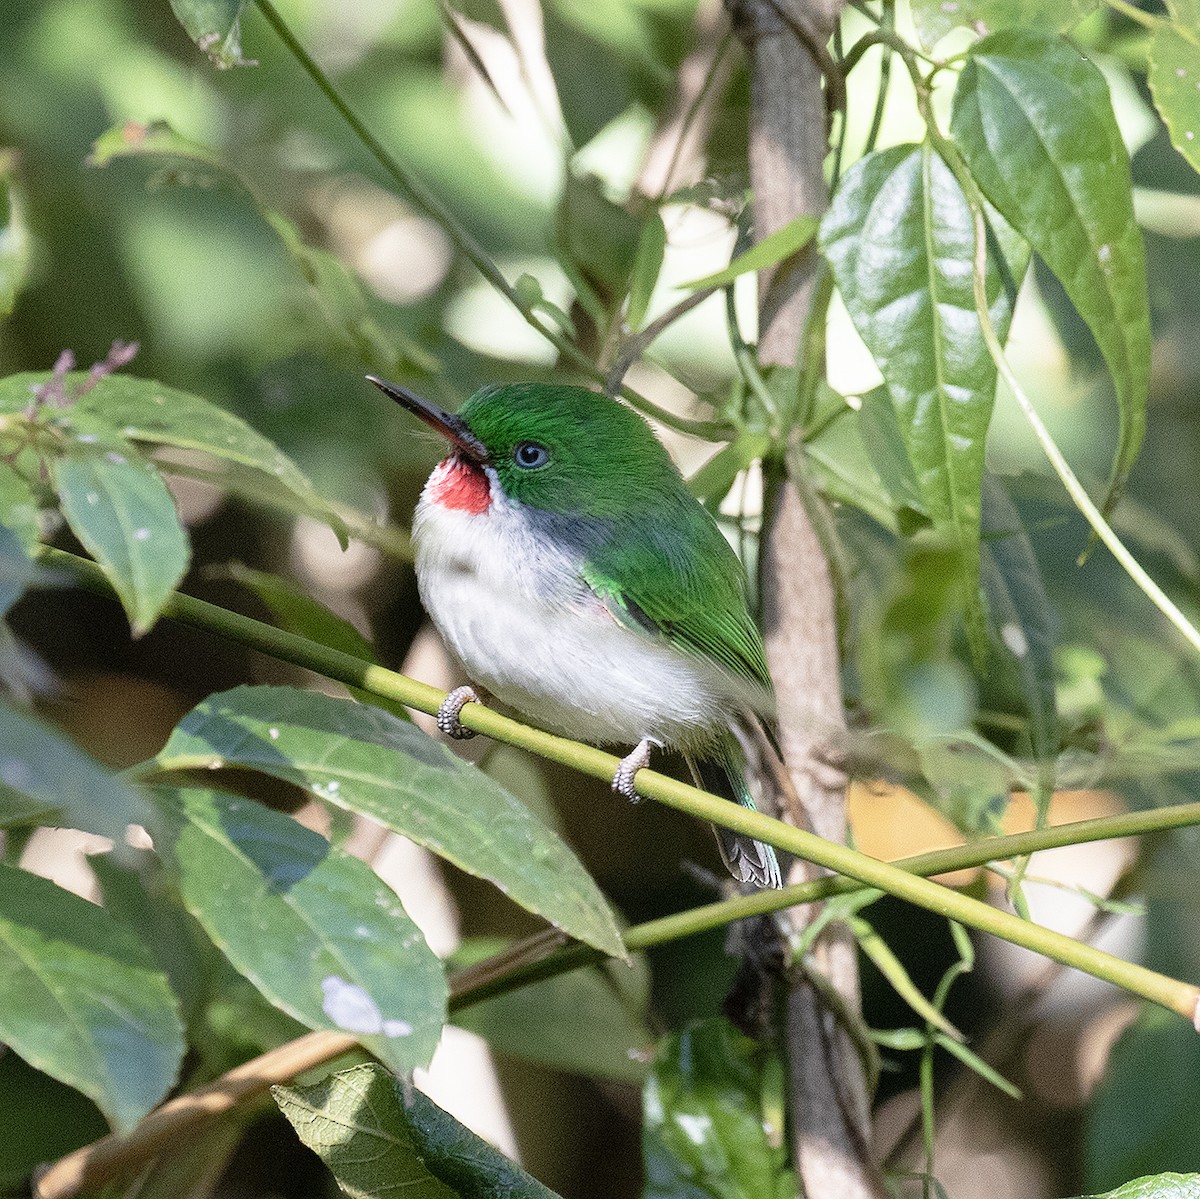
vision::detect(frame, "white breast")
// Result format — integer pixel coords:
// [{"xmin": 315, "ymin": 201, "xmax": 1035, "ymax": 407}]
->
[{"xmin": 412, "ymin": 483, "xmax": 734, "ymax": 750}]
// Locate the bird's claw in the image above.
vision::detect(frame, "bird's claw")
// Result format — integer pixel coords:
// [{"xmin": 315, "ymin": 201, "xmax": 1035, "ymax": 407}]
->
[
  {"xmin": 611, "ymin": 737, "xmax": 658, "ymax": 803},
  {"xmin": 437, "ymin": 685, "xmax": 481, "ymax": 740}
]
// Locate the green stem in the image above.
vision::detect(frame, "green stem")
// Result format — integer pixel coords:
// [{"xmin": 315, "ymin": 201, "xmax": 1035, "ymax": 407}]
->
[
  {"xmin": 40, "ymin": 545, "xmax": 1200, "ymax": 1025},
  {"xmin": 252, "ymin": 0, "xmax": 731, "ymax": 442}
]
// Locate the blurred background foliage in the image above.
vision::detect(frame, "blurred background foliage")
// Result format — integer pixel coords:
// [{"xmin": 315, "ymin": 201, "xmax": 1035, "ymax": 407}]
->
[{"xmin": 3, "ymin": 0, "xmax": 1200, "ymax": 1195}]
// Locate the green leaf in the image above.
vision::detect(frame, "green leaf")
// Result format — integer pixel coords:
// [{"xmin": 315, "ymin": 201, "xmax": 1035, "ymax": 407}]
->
[
  {"xmin": 1148, "ymin": 22, "xmax": 1200, "ymax": 178},
  {"xmin": 911, "ymin": 0, "xmax": 1096, "ymax": 48},
  {"xmin": 951, "ymin": 30, "xmax": 1150, "ymax": 514},
  {"xmin": 275, "ymin": 1062, "xmax": 563, "ymax": 1198},
  {"xmin": 0, "ymin": 461, "xmax": 42, "ymax": 554},
  {"xmin": 680, "ymin": 215, "xmax": 819, "ymax": 291},
  {"xmin": 52, "ymin": 442, "xmax": 190, "ymax": 636},
  {"xmin": 452, "ymin": 942, "xmax": 653, "ymax": 1083},
  {"xmin": 1071, "ymin": 1177, "xmax": 1200, "ymax": 1199},
  {"xmin": 0, "ymin": 154, "xmax": 30, "ymax": 316},
  {"xmin": 979, "ymin": 475, "xmax": 1058, "ymax": 761},
  {"xmin": 167, "ymin": 0, "xmax": 252, "ymax": 68},
  {"xmin": 1085, "ymin": 1006, "xmax": 1200, "ymax": 1190},
  {"xmin": 0, "ymin": 524, "xmax": 33, "ymax": 617},
  {"xmin": 626, "ymin": 212, "xmax": 667, "ymax": 330},
  {"xmin": 918, "ymin": 733, "xmax": 1016, "ymax": 834},
  {"xmin": 559, "ymin": 172, "xmax": 642, "ymax": 298},
  {"xmin": 820, "ymin": 142, "xmax": 1024, "ymax": 571},
  {"xmin": 153, "ymin": 686, "xmax": 626, "ymax": 960},
  {"xmin": 857, "ymin": 386, "xmax": 932, "ymax": 536},
  {"xmin": 644, "ymin": 1019, "xmax": 790, "ymax": 1199},
  {"xmin": 0, "ymin": 862, "xmax": 184, "ymax": 1132},
  {"xmin": 158, "ymin": 789, "xmax": 446, "ymax": 1076},
  {"xmin": 0, "ymin": 698, "xmax": 149, "ymax": 835}
]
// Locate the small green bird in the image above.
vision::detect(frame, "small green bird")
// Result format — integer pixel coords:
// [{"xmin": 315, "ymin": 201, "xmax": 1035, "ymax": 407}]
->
[{"xmin": 370, "ymin": 376, "xmax": 782, "ymax": 889}]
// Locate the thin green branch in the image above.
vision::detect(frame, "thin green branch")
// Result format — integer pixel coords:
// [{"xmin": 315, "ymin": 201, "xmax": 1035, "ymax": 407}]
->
[
  {"xmin": 39, "ymin": 546, "xmax": 1200, "ymax": 1026},
  {"xmin": 252, "ymin": 0, "xmax": 731, "ymax": 441}
]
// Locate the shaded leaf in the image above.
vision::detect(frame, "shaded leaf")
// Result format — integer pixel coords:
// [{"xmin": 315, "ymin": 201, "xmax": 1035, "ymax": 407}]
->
[
  {"xmin": 644, "ymin": 1019, "xmax": 790, "ymax": 1199},
  {"xmin": 951, "ymin": 30, "xmax": 1150, "ymax": 513},
  {"xmin": 168, "ymin": 0, "xmax": 252, "ymax": 68},
  {"xmin": 918, "ymin": 734, "xmax": 1016, "ymax": 833},
  {"xmin": 0, "ymin": 524, "xmax": 33, "ymax": 617},
  {"xmin": 626, "ymin": 211, "xmax": 666, "ymax": 330},
  {"xmin": 680, "ymin": 215, "xmax": 819, "ymax": 291},
  {"xmin": 979, "ymin": 475, "xmax": 1058, "ymax": 760},
  {"xmin": 53, "ymin": 441, "xmax": 190, "ymax": 635},
  {"xmin": 559, "ymin": 172, "xmax": 641, "ymax": 297},
  {"xmin": 857, "ymin": 386, "xmax": 932, "ymax": 536},
  {"xmin": 821, "ymin": 142, "xmax": 1024, "ymax": 577},
  {"xmin": 1148, "ymin": 21, "xmax": 1200, "ymax": 178},
  {"xmin": 452, "ymin": 941, "xmax": 653, "ymax": 1083},
  {"xmin": 275, "ymin": 1062, "xmax": 562, "ymax": 1198},
  {"xmin": 0, "ymin": 862, "xmax": 184, "ymax": 1132},
  {"xmin": 0, "ymin": 698, "xmax": 149, "ymax": 835},
  {"xmin": 153, "ymin": 686, "xmax": 625, "ymax": 958},
  {"xmin": 157, "ymin": 789, "xmax": 446, "ymax": 1076},
  {"xmin": 911, "ymin": 0, "xmax": 1096, "ymax": 48},
  {"xmin": 1072, "ymin": 1178, "xmax": 1200, "ymax": 1199},
  {"xmin": 0, "ymin": 154, "xmax": 30, "ymax": 316}
]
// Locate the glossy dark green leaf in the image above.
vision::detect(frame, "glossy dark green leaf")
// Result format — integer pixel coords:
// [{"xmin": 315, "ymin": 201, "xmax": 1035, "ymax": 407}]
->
[
  {"xmin": 167, "ymin": 0, "xmax": 251, "ymax": 68},
  {"xmin": 53, "ymin": 442, "xmax": 190, "ymax": 635},
  {"xmin": 0, "ymin": 698, "xmax": 149, "ymax": 835},
  {"xmin": 453, "ymin": 942, "xmax": 653, "ymax": 1083},
  {"xmin": 0, "ymin": 157, "xmax": 30, "ymax": 316},
  {"xmin": 680, "ymin": 215, "xmax": 819, "ymax": 291},
  {"xmin": 1148, "ymin": 11, "xmax": 1200, "ymax": 177},
  {"xmin": 1072, "ymin": 1177, "xmax": 1200, "ymax": 1199},
  {"xmin": 153, "ymin": 686, "xmax": 625, "ymax": 959},
  {"xmin": 0, "ymin": 461, "xmax": 41, "ymax": 553},
  {"xmin": 275, "ymin": 1062, "xmax": 563, "ymax": 1198},
  {"xmin": 158, "ymin": 789, "xmax": 446, "ymax": 1076},
  {"xmin": 0, "ymin": 863, "xmax": 184, "ymax": 1132},
  {"xmin": 911, "ymin": 0, "xmax": 1096, "ymax": 48},
  {"xmin": 643, "ymin": 1019, "xmax": 790, "ymax": 1199},
  {"xmin": 821, "ymin": 142, "xmax": 1023, "ymax": 565},
  {"xmin": 979, "ymin": 475, "xmax": 1058, "ymax": 760},
  {"xmin": 951, "ymin": 30, "xmax": 1150, "ymax": 513}
]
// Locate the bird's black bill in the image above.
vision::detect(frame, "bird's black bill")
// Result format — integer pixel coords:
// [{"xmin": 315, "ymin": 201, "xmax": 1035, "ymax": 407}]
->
[{"xmin": 366, "ymin": 376, "xmax": 490, "ymax": 464}]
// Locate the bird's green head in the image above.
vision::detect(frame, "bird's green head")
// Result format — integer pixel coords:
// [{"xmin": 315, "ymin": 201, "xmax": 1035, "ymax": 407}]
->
[{"xmin": 370, "ymin": 378, "xmax": 683, "ymax": 518}]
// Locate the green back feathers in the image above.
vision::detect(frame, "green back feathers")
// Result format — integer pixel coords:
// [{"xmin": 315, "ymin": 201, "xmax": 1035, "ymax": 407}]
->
[{"xmin": 461, "ymin": 384, "xmax": 773, "ymax": 700}]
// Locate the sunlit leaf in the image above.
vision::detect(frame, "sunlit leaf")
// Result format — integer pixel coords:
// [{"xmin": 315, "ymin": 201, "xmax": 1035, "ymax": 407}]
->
[
  {"xmin": 157, "ymin": 789, "xmax": 446, "ymax": 1075},
  {"xmin": 52, "ymin": 441, "xmax": 190, "ymax": 635},
  {"xmin": 1071, "ymin": 1177, "xmax": 1200, "ymax": 1199},
  {"xmin": 275, "ymin": 1062, "xmax": 562, "ymax": 1198},
  {"xmin": 168, "ymin": 0, "xmax": 252, "ymax": 68},
  {"xmin": 1148, "ymin": 15, "xmax": 1200, "ymax": 178},
  {"xmin": 911, "ymin": 0, "xmax": 1096, "ymax": 48},
  {"xmin": 644, "ymin": 1019, "xmax": 790, "ymax": 1199},
  {"xmin": 0, "ymin": 863, "xmax": 184, "ymax": 1132},
  {"xmin": 680, "ymin": 215, "xmax": 819, "ymax": 291},
  {"xmin": 153, "ymin": 686, "xmax": 626, "ymax": 959},
  {"xmin": 0, "ymin": 696, "xmax": 149, "ymax": 836},
  {"xmin": 951, "ymin": 30, "xmax": 1150, "ymax": 515},
  {"xmin": 821, "ymin": 142, "xmax": 1025, "ymax": 580}
]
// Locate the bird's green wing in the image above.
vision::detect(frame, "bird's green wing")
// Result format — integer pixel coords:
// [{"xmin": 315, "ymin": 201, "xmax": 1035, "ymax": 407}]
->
[{"xmin": 580, "ymin": 491, "xmax": 773, "ymax": 703}]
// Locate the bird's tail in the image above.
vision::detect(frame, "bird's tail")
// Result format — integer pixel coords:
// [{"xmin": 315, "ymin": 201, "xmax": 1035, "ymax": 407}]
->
[{"xmin": 689, "ymin": 736, "xmax": 783, "ymax": 890}]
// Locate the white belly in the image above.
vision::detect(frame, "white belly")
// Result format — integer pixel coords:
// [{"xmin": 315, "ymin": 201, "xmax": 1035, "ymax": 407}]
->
[{"xmin": 413, "ymin": 493, "xmax": 732, "ymax": 750}]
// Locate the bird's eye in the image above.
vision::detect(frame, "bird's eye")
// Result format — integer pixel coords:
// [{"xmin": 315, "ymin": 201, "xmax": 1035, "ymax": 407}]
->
[{"xmin": 513, "ymin": 441, "xmax": 550, "ymax": 469}]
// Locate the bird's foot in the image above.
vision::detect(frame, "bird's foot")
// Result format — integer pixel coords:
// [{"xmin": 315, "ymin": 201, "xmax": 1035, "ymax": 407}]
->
[
  {"xmin": 612, "ymin": 737, "xmax": 661, "ymax": 803},
  {"xmin": 437, "ymin": 685, "xmax": 482, "ymax": 740}
]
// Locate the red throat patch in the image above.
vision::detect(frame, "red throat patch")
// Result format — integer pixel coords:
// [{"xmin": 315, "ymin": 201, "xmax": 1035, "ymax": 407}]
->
[{"xmin": 427, "ymin": 454, "xmax": 492, "ymax": 514}]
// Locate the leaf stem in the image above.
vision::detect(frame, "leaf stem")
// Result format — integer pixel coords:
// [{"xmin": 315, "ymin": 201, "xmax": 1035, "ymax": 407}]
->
[{"xmin": 39, "ymin": 545, "xmax": 1200, "ymax": 1024}]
